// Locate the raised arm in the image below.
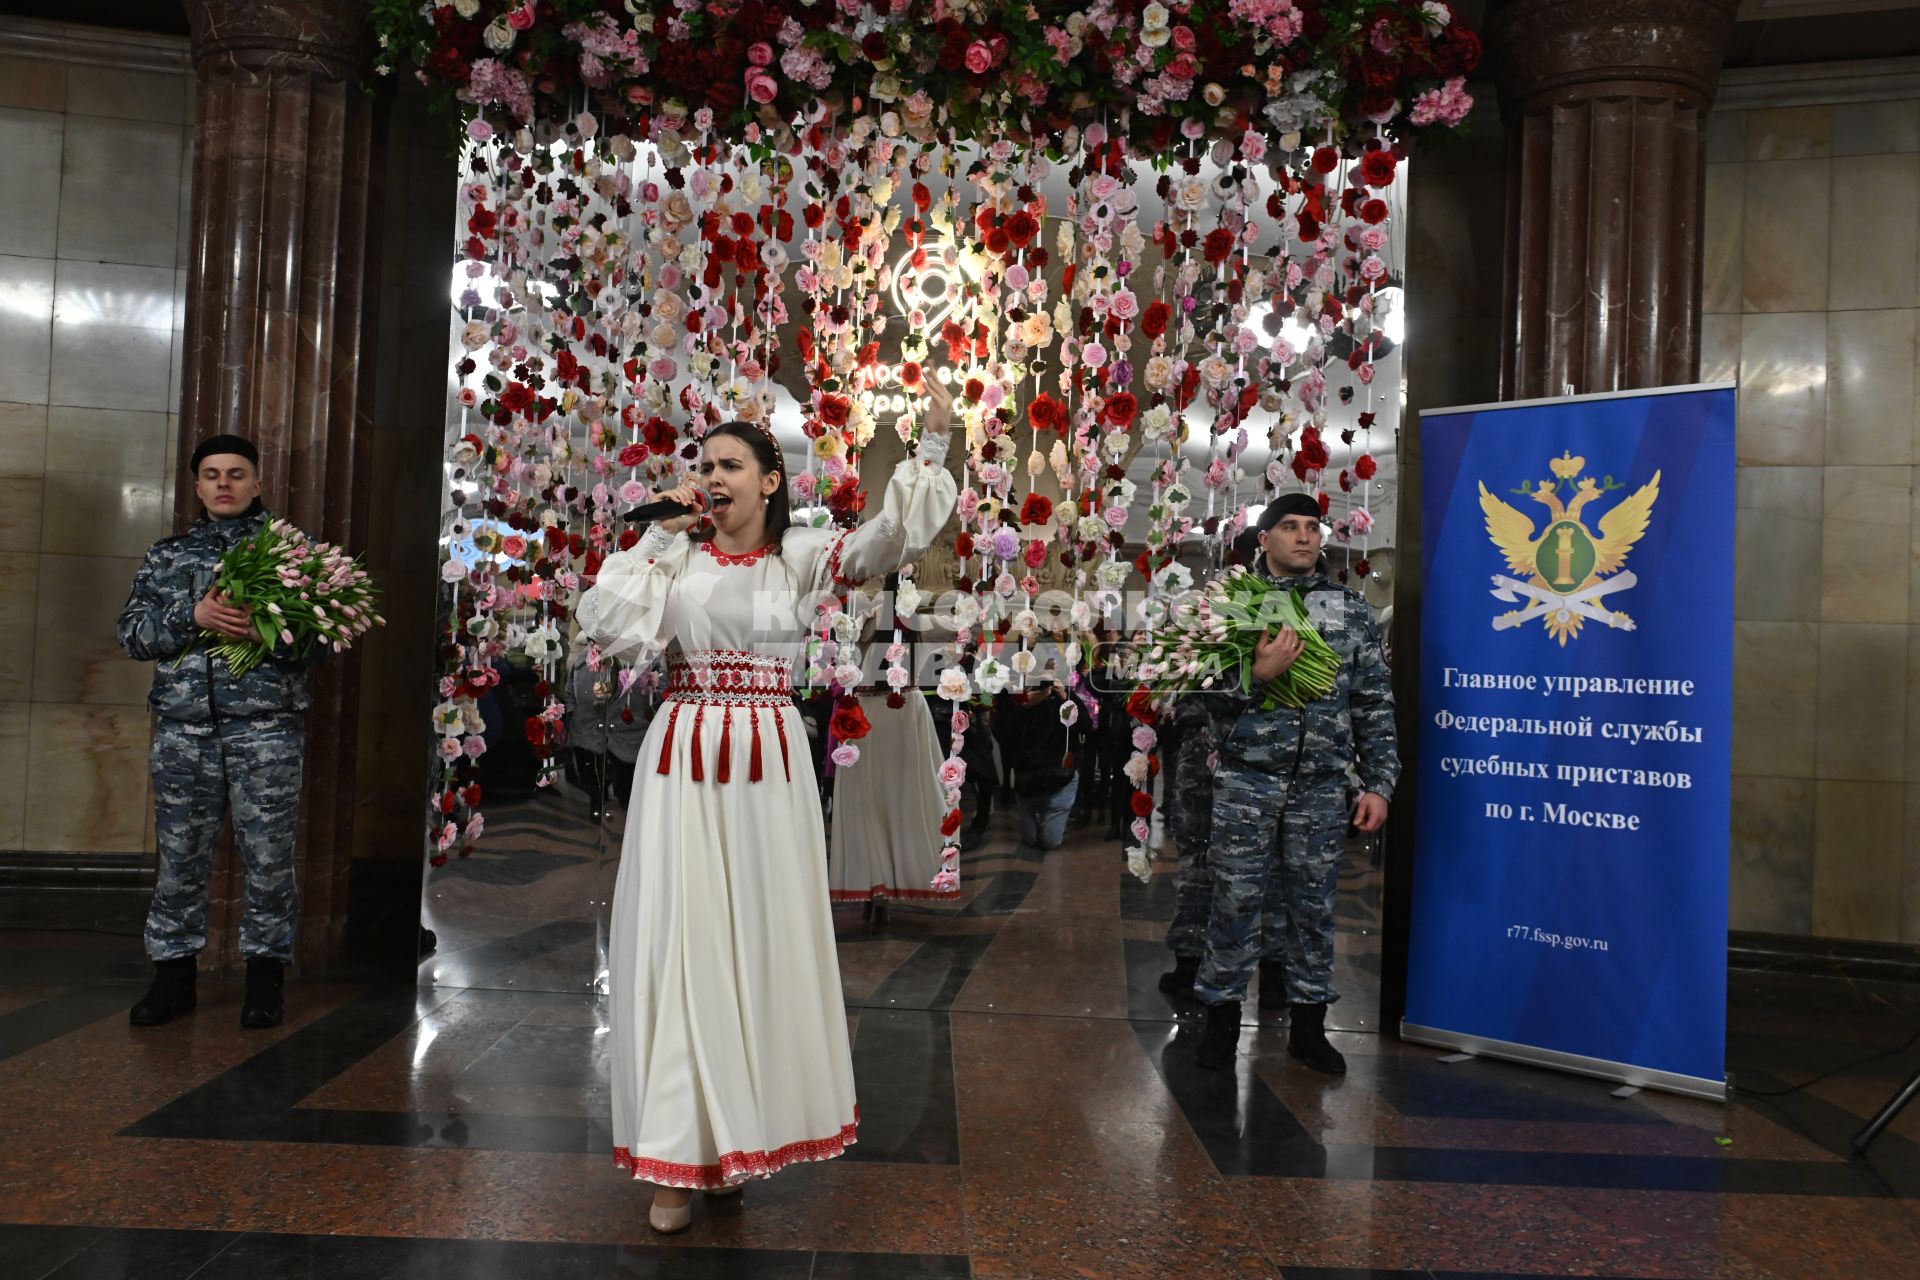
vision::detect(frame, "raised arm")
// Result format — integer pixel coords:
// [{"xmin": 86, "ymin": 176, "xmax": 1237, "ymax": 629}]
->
[{"xmin": 825, "ymin": 380, "xmax": 959, "ymax": 586}]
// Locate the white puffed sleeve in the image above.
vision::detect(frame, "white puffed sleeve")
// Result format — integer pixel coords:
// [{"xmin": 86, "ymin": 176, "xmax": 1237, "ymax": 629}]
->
[
  {"xmin": 575, "ymin": 525, "xmax": 686, "ymax": 667},
  {"xmin": 811, "ymin": 432, "xmax": 957, "ymax": 590}
]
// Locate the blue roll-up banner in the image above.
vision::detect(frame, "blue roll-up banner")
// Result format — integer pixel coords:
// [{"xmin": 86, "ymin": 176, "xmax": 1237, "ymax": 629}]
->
[{"xmin": 1403, "ymin": 384, "xmax": 1735, "ymax": 1101}]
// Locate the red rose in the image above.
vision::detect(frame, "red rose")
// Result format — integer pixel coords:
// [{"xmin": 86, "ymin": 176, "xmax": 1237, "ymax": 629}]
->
[
  {"xmin": 642, "ymin": 416, "xmax": 676, "ymax": 455},
  {"xmin": 618, "ymin": 443, "xmax": 647, "ymax": 467},
  {"xmin": 963, "ymin": 378, "xmax": 985, "ymax": 403},
  {"xmin": 1140, "ymin": 300, "xmax": 1170, "ymax": 339},
  {"xmin": 1311, "ymin": 146, "xmax": 1339, "ymax": 174},
  {"xmin": 498, "ymin": 381, "xmax": 534, "ymax": 414},
  {"xmin": 985, "ymin": 226, "xmax": 1010, "ymax": 256},
  {"xmin": 955, "ymin": 532, "xmax": 975, "ymax": 558},
  {"xmin": 1020, "ymin": 493, "xmax": 1054, "ymax": 525},
  {"xmin": 1024, "ymin": 539, "xmax": 1048, "ymax": 568},
  {"xmin": 1201, "ymin": 226, "xmax": 1236, "ymax": 264},
  {"xmin": 1354, "ymin": 453, "xmax": 1378, "ymax": 480},
  {"xmin": 1130, "ymin": 790, "xmax": 1154, "ymax": 817},
  {"xmin": 900, "ymin": 361, "xmax": 923, "ymax": 388},
  {"xmin": 862, "ymin": 31, "xmax": 888, "ymax": 61},
  {"xmin": 1125, "ymin": 686, "xmax": 1155, "ymax": 722},
  {"xmin": 1103, "ymin": 392, "xmax": 1137, "ymax": 426},
  {"xmin": 1004, "ymin": 210, "xmax": 1038, "ymax": 247},
  {"xmin": 1359, "ymin": 149, "xmax": 1398, "ymax": 188},
  {"xmin": 1028, "ymin": 392, "xmax": 1066, "ymax": 433},
  {"xmin": 911, "ymin": 182, "xmax": 931, "ymax": 212},
  {"xmin": 1360, "ymin": 198, "xmax": 1389, "ymax": 225},
  {"xmin": 829, "ymin": 698, "xmax": 873, "ymax": 742},
  {"xmin": 940, "ymin": 808, "xmax": 964, "ymax": 837},
  {"xmin": 524, "ymin": 717, "xmax": 547, "ymax": 747},
  {"xmin": 819, "ymin": 394, "xmax": 851, "ymax": 427}
]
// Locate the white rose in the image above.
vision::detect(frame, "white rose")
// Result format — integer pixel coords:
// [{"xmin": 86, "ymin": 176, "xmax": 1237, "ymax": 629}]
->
[
  {"xmin": 937, "ymin": 666, "xmax": 971, "ymax": 701},
  {"xmin": 483, "ymin": 16, "xmax": 515, "ymax": 52},
  {"xmin": 453, "ymin": 0, "xmax": 480, "ymax": 17}
]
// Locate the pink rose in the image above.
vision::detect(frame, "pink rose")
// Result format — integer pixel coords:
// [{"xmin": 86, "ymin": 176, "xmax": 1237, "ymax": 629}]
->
[
  {"xmin": 507, "ymin": 1, "xmax": 536, "ymax": 32},
  {"xmin": 1102, "ymin": 505, "xmax": 1129, "ymax": 530},
  {"xmin": 746, "ymin": 71, "xmax": 779, "ymax": 105},
  {"xmin": 950, "ymin": 710, "xmax": 971, "ymax": 734},
  {"xmin": 747, "ymin": 41, "xmax": 774, "ymax": 67},
  {"xmin": 964, "ymin": 42, "xmax": 993, "ymax": 75},
  {"xmin": 500, "ymin": 534, "xmax": 528, "ymax": 560},
  {"xmin": 831, "ymin": 742, "xmax": 860, "ymax": 768},
  {"xmin": 1108, "ymin": 289, "xmax": 1139, "ymax": 321},
  {"xmin": 938, "ymin": 758, "xmax": 967, "ymax": 787}
]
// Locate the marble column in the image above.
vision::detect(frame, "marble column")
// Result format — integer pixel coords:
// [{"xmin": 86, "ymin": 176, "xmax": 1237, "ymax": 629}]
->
[
  {"xmin": 1488, "ymin": 0, "xmax": 1740, "ymax": 399},
  {"xmin": 179, "ymin": 0, "xmax": 376, "ymax": 975}
]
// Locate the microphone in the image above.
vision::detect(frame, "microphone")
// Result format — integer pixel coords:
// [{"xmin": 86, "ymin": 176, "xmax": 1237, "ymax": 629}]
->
[{"xmin": 621, "ymin": 488, "xmax": 708, "ymax": 524}]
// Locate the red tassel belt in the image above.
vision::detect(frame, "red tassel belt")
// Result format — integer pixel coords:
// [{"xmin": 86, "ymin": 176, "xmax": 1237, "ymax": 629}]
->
[{"xmin": 656, "ymin": 701, "xmax": 792, "ymax": 783}]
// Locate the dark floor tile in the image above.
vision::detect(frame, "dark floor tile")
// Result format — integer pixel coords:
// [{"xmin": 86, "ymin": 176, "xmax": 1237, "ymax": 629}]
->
[
  {"xmin": 459, "ymin": 1022, "xmax": 608, "ymax": 1088},
  {"xmin": 1322, "ymin": 1145, "xmax": 1894, "ymax": 1195},
  {"xmin": 45, "ymin": 1227, "xmax": 241, "ymax": 1279},
  {"xmin": 810, "ymin": 1251, "xmax": 972, "ymax": 1278},
  {"xmin": 857, "ymin": 934, "xmax": 1000, "ymax": 1013},
  {"xmin": 417, "ymin": 919, "xmax": 598, "ymax": 991},
  {"xmin": 1133, "ymin": 1019, "xmax": 1327, "ymax": 1177},
  {"xmin": 187, "ymin": 1233, "xmax": 818, "ymax": 1279},
  {"xmin": 1118, "ymin": 866, "xmax": 1177, "ymax": 923},
  {"xmin": 119, "ymin": 986, "xmax": 448, "ymax": 1141},
  {"xmin": 257, "ymin": 1107, "xmax": 597, "ymax": 1154},
  {"xmin": 842, "ymin": 1009, "xmax": 959, "ymax": 1165},
  {"xmin": 0, "ymin": 985, "xmax": 146, "ymax": 1063},
  {"xmin": 0, "ymin": 1224, "xmax": 108, "ymax": 1280},
  {"xmin": 1366, "ymin": 1056, "xmax": 1665, "ymax": 1126}
]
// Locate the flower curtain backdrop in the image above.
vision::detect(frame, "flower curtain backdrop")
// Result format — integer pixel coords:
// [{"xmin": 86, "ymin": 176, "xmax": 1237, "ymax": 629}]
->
[{"xmin": 376, "ymin": 0, "xmax": 1479, "ymax": 900}]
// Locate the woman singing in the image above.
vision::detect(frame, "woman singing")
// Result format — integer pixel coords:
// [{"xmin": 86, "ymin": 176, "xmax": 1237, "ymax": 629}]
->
[{"xmin": 577, "ymin": 381, "xmax": 955, "ymax": 1233}]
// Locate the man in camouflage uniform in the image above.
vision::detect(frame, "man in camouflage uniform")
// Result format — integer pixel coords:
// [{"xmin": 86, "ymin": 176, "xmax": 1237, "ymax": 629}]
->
[
  {"xmin": 1163, "ymin": 528, "xmax": 1292, "ymax": 1004},
  {"xmin": 116, "ymin": 435, "xmax": 311, "ymax": 1030},
  {"xmin": 1192, "ymin": 493, "xmax": 1399, "ymax": 1074}
]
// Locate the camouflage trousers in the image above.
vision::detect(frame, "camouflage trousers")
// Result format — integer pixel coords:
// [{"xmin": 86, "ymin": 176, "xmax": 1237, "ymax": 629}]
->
[
  {"xmin": 146, "ymin": 712, "xmax": 305, "ymax": 962},
  {"xmin": 1194, "ymin": 766, "xmax": 1348, "ymax": 1007},
  {"xmin": 1164, "ymin": 732, "xmax": 1220, "ymax": 957}
]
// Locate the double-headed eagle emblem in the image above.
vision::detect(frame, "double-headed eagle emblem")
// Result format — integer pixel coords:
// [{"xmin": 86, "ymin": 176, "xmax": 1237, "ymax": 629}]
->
[{"xmin": 1477, "ymin": 451, "xmax": 1660, "ymax": 645}]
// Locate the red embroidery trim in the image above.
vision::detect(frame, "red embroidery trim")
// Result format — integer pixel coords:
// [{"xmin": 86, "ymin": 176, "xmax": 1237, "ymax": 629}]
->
[
  {"xmin": 830, "ymin": 886, "xmax": 963, "ymax": 902},
  {"xmin": 824, "ymin": 529, "xmax": 858, "ymax": 588},
  {"xmin": 612, "ymin": 1113, "xmax": 860, "ymax": 1190},
  {"xmin": 664, "ymin": 649, "xmax": 793, "ymax": 706},
  {"xmin": 698, "ymin": 540, "xmax": 777, "ymax": 567}
]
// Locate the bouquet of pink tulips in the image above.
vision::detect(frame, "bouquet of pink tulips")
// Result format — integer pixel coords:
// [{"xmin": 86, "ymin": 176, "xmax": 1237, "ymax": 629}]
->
[
  {"xmin": 1135, "ymin": 567, "xmax": 1340, "ymax": 711},
  {"xmin": 182, "ymin": 519, "xmax": 384, "ymax": 677}
]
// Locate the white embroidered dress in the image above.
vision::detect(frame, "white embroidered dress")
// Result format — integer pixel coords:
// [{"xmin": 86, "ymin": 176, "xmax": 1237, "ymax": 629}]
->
[
  {"xmin": 829, "ymin": 693, "xmax": 952, "ymax": 904},
  {"xmin": 577, "ymin": 437, "xmax": 955, "ymax": 1188}
]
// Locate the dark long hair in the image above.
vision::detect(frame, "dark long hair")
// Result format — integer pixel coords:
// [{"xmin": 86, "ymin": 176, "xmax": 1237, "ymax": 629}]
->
[{"xmin": 690, "ymin": 420, "xmax": 791, "ymax": 552}]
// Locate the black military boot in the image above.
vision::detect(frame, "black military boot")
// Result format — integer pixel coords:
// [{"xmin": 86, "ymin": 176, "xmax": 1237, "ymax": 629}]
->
[
  {"xmin": 1287, "ymin": 1003, "xmax": 1347, "ymax": 1075},
  {"xmin": 1158, "ymin": 954, "xmax": 1200, "ymax": 1002},
  {"xmin": 240, "ymin": 956, "xmax": 285, "ymax": 1030},
  {"xmin": 129, "ymin": 956, "xmax": 197, "ymax": 1026},
  {"xmin": 1257, "ymin": 959, "xmax": 1288, "ymax": 1011},
  {"xmin": 1194, "ymin": 999, "xmax": 1242, "ymax": 1070}
]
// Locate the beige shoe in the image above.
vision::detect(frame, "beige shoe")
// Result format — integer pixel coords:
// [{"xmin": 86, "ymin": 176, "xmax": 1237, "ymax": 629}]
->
[{"xmin": 648, "ymin": 1191, "xmax": 692, "ymax": 1234}]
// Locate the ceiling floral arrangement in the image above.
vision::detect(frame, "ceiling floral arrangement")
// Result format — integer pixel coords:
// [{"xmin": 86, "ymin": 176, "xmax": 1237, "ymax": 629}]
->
[{"xmin": 373, "ymin": 0, "xmax": 1478, "ymax": 880}]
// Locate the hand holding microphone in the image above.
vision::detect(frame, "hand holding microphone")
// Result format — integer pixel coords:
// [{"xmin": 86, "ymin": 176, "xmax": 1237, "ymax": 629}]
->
[{"xmin": 624, "ymin": 484, "xmax": 708, "ymax": 533}]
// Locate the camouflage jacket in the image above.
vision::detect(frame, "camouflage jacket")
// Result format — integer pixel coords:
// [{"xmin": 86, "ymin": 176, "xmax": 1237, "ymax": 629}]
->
[
  {"xmin": 1199, "ymin": 560, "xmax": 1400, "ymax": 800},
  {"xmin": 116, "ymin": 507, "xmax": 313, "ymax": 723}
]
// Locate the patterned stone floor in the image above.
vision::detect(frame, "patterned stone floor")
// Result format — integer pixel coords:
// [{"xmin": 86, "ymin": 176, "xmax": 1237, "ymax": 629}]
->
[{"xmin": 1, "ymin": 806, "xmax": 1917, "ymax": 1279}]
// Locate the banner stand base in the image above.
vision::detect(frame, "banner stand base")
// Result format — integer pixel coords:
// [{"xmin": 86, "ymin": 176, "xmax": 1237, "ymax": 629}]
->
[{"xmin": 1401, "ymin": 1021, "xmax": 1727, "ymax": 1103}]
